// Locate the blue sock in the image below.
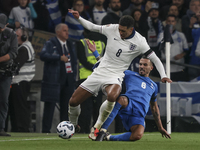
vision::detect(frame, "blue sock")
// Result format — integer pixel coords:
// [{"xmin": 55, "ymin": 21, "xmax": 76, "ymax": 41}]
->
[
  {"xmin": 110, "ymin": 132, "xmax": 131, "ymax": 141},
  {"xmin": 101, "ymin": 102, "xmax": 122, "ymax": 130}
]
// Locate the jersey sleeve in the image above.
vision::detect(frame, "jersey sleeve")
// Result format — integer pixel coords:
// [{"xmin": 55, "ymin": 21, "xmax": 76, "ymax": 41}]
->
[
  {"xmin": 151, "ymin": 84, "xmax": 158, "ymax": 102},
  {"xmin": 101, "ymin": 24, "xmax": 118, "ymax": 37},
  {"xmin": 139, "ymin": 37, "xmax": 151, "ymax": 54}
]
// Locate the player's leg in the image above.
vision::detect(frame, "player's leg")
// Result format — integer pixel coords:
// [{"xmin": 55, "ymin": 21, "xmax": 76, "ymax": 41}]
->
[
  {"xmin": 89, "ymin": 84, "xmax": 121, "ymax": 140},
  {"xmin": 129, "ymin": 124, "xmax": 144, "ymax": 141},
  {"xmin": 93, "ymin": 84, "xmax": 121, "ymax": 129},
  {"xmin": 95, "ymin": 96, "xmax": 128, "ymax": 141},
  {"xmin": 68, "ymin": 86, "xmax": 93, "ymax": 131},
  {"xmin": 107, "ymin": 125, "xmax": 144, "ymax": 141},
  {"xmin": 101, "ymin": 96, "xmax": 128, "ymax": 131}
]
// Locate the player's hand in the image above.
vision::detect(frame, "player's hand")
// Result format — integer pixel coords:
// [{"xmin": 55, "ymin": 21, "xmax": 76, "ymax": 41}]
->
[
  {"xmin": 161, "ymin": 77, "xmax": 172, "ymax": 83},
  {"xmin": 68, "ymin": 9, "xmax": 80, "ymax": 19},
  {"xmin": 86, "ymin": 39, "xmax": 96, "ymax": 52},
  {"xmin": 159, "ymin": 128, "xmax": 171, "ymax": 139}
]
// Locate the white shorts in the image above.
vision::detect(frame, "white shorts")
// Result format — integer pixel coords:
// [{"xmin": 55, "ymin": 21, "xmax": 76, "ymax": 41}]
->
[{"xmin": 80, "ymin": 71, "xmax": 123, "ymax": 97}]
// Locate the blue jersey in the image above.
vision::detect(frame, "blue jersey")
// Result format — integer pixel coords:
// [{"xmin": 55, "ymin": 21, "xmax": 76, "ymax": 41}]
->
[{"xmin": 122, "ymin": 70, "xmax": 158, "ymax": 118}]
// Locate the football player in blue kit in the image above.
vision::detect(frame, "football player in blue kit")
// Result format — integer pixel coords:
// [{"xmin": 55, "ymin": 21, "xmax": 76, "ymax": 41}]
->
[{"xmin": 86, "ymin": 39, "xmax": 171, "ymax": 141}]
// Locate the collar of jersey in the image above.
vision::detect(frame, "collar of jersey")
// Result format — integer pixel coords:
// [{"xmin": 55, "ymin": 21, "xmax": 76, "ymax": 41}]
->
[{"xmin": 124, "ymin": 29, "xmax": 135, "ymax": 40}]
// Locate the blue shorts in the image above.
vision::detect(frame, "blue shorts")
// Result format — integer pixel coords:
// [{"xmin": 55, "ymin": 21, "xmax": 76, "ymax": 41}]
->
[{"xmin": 118, "ymin": 95, "xmax": 145, "ymax": 132}]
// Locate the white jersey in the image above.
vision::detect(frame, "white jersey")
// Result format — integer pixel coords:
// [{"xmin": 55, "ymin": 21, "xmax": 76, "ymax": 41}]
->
[
  {"xmin": 9, "ymin": 6, "xmax": 34, "ymax": 29},
  {"xmin": 94, "ymin": 24, "xmax": 150, "ymax": 78}
]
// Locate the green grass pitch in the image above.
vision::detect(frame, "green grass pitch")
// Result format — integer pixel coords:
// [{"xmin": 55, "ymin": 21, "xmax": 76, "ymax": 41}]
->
[{"xmin": 0, "ymin": 132, "xmax": 199, "ymax": 150}]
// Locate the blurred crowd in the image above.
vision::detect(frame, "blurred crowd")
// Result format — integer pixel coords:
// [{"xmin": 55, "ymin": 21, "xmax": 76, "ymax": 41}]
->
[{"xmin": 1, "ymin": 0, "xmax": 200, "ymax": 81}]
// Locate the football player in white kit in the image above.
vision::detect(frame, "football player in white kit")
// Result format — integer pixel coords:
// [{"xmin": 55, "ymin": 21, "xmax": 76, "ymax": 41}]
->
[{"xmin": 67, "ymin": 9, "xmax": 172, "ymax": 138}]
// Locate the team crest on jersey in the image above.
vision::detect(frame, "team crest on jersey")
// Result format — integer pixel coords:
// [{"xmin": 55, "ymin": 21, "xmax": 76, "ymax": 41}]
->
[{"xmin": 129, "ymin": 43, "xmax": 137, "ymax": 51}]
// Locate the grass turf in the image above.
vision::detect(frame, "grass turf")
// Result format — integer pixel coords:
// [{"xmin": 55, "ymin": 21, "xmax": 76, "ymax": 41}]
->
[{"xmin": 0, "ymin": 132, "xmax": 199, "ymax": 150}]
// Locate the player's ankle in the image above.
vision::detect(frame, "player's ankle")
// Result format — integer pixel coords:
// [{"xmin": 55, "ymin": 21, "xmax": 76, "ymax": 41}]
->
[{"xmin": 100, "ymin": 128, "xmax": 107, "ymax": 132}]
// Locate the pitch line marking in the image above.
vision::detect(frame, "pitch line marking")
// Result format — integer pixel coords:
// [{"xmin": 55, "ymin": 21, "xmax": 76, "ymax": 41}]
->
[{"xmin": 0, "ymin": 134, "xmax": 160, "ymax": 142}]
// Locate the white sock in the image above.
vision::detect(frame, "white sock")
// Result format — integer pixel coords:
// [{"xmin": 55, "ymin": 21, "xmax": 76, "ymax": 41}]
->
[
  {"xmin": 68, "ymin": 105, "xmax": 81, "ymax": 125},
  {"xmin": 94, "ymin": 100, "xmax": 115, "ymax": 129}
]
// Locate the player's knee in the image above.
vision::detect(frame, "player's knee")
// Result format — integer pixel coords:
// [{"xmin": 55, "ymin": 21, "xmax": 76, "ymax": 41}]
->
[
  {"xmin": 130, "ymin": 133, "xmax": 143, "ymax": 141},
  {"xmin": 117, "ymin": 96, "xmax": 128, "ymax": 108},
  {"xmin": 106, "ymin": 85, "xmax": 121, "ymax": 102}
]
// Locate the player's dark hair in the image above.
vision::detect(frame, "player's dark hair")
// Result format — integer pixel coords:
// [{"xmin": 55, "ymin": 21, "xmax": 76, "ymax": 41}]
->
[
  {"xmin": 141, "ymin": 55, "xmax": 153, "ymax": 65},
  {"xmin": 141, "ymin": 55, "xmax": 148, "ymax": 59},
  {"xmin": 119, "ymin": 15, "xmax": 135, "ymax": 29}
]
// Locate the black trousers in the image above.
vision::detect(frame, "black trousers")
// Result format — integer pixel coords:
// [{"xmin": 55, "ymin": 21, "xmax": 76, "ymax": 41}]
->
[
  {"xmin": 42, "ymin": 73, "xmax": 75, "ymax": 133},
  {"xmin": 8, "ymin": 81, "xmax": 31, "ymax": 132},
  {"xmin": 0, "ymin": 75, "xmax": 12, "ymax": 130}
]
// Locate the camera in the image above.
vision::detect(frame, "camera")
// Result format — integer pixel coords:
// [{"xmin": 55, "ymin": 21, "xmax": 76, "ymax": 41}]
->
[{"xmin": 0, "ymin": 62, "xmax": 19, "ymax": 76}]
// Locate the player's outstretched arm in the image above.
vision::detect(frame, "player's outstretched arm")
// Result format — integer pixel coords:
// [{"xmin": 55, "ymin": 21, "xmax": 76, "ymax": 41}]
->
[
  {"xmin": 150, "ymin": 101, "xmax": 171, "ymax": 139},
  {"xmin": 148, "ymin": 52, "xmax": 172, "ymax": 83},
  {"xmin": 86, "ymin": 39, "xmax": 101, "ymax": 61},
  {"xmin": 68, "ymin": 9, "xmax": 102, "ymax": 33}
]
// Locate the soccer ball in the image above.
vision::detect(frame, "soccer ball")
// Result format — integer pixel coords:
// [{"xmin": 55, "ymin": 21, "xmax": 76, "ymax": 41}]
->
[{"xmin": 57, "ymin": 121, "xmax": 75, "ymax": 139}]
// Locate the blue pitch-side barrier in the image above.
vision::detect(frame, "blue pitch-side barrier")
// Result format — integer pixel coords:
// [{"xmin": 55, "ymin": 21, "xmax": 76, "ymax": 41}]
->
[{"xmin": 147, "ymin": 82, "xmax": 200, "ymax": 117}]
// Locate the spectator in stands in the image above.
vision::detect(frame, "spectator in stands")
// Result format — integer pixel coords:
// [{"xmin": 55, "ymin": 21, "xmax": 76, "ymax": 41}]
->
[
  {"xmin": 160, "ymin": 0, "xmax": 188, "ymax": 21},
  {"xmin": 59, "ymin": 0, "xmax": 73, "ymax": 23},
  {"xmin": 188, "ymin": 12, "xmax": 200, "ymax": 80},
  {"xmin": 33, "ymin": 0, "xmax": 51, "ymax": 32},
  {"xmin": 65, "ymin": 0, "xmax": 92, "ymax": 40},
  {"xmin": 161, "ymin": 15, "xmax": 189, "ymax": 81},
  {"xmin": 0, "ymin": 0, "xmax": 19, "ymax": 17},
  {"xmin": 162, "ymin": 4, "xmax": 182, "ymax": 32},
  {"xmin": 101, "ymin": 0, "xmax": 122, "ymax": 25},
  {"xmin": 8, "ymin": 27, "xmax": 35, "ymax": 132},
  {"xmin": 34, "ymin": 0, "xmax": 62, "ymax": 33},
  {"xmin": 123, "ymin": 0, "xmax": 145, "ymax": 16},
  {"xmin": 8, "ymin": 0, "xmax": 37, "ymax": 29},
  {"xmin": 77, "ymin": 32, "xmax": 106, "ymax": 133},
  {"xmin": 139, "ymin": 1, "xmax": 163, "ymax": 77},
  {"xmin": 182, "ymin": 0, "xmax": 200, "ymax": 48},
  {"xmin": 131, "ymin": 9, "xmax": 142, "ymax": 32},
  {"xmin": 40, "ymin": 23, "xmax": 77, "ymax": 133},
  {"xmin": 88, "ymin": 0, "xmax": 107, "ymax": 25},
  {"xmin": 139, "ymin": 1, "xmax": 163, "ymax": 58}
]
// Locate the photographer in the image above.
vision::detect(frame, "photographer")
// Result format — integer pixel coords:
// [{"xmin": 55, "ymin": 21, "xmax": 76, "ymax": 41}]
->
[
  {"xmin": 0, "ymin": 13, "xmax": 18, "ymax": 136},
  {"xmin": 8, "ymin": 27, "xmax": 35, "ymax": 132}
]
